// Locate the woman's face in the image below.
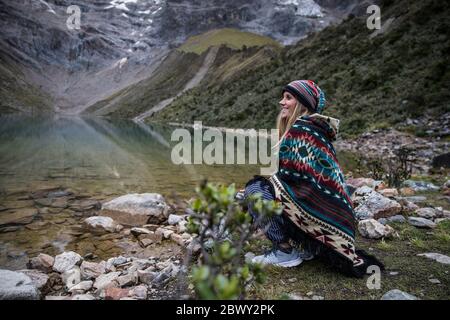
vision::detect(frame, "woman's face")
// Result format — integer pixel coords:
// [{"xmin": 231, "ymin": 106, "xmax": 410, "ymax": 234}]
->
[{"xmin": 279, "ymin": 91, "xmax": 298, "ymax": 119}]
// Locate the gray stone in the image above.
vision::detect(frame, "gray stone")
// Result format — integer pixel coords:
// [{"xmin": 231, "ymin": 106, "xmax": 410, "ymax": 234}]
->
[
  {"xmin": 53, "ymin": 251, "xmax": 82, "ymax": 273},
  {"xmin": 68, "ymin": 280, "xmax": 93, "ymax": 293},
  {"xmin": 137, "ymin": 268, "xmax": 159, "ymax": 285},
  {"xmin": 402, "ymin": 196, "xmax": 427, "ymax": 203},
  {"xmin": 167, "ymin": 214, "xmax": 183, "ymax": 225},
  {"xmin": 93, "ymin": 272, "xmax": 121, "ymax": 291},
  {"xmin": 100, "ymin": 193, "xmax": 169, "ymax": 226},
  {"xmin": 386, "ymin": 215, "xmax": 407, "ymax": 224},
  {"xmin": 83, "ymin": 216, "xmax": 117, "ymax": 233},
  {"xmin": 45, "ymin": 295, "xmax": 69, "ymax": 300},
  {"xmin": 358, "ymin": 219, "xmax": 397, "ymax": 239},
  {"xmin": 130, "ymin": 227, "xmax": 151, "ymax": 236},
  {"xmin": 0, "ymin": 269, "xmax": 39, "ymax": 300},
  {"xmin": 381, "ymin": 289, "xmax": 418, "ymax": 300},
  {"xmin": 117, "ymin": 274, "xmax": 137, "ymax": 287},
  {"xmin": 408, "ymin": 217, "xmax": 437, "ymax": 229},
  {"xmin": 353, "ymin": 188, "xmax": 402, "ymax": 220},
  {"xmin": 417, "ymin": 253, "xmax": 450, "ymax": 265},
  {"xmin": 80, "ymin": 261, "xmax": 106, "ymax": 280},
  {"xmin": 402, "ymin": 180, "xmax": 440, "ymax": 192},
  {"xmin": 377, "ymin": 218, "xmax": 387, "ymax": 225},
  {"xmin": 62, "ymin": 267, "xmax": 81, "ymax": 290},
  {"xmin": 18, "ymin": 269, "xmax": 49, "ymax": 290},
  {"xmin": 415, "ymin": 208, "xmax": 437, "ymax": 219},
  {"xmin": 429, "ymin": 278, "xmax": 441, "ymax": 284}
]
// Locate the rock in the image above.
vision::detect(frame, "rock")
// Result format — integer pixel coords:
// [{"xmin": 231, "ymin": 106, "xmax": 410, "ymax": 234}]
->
[
  {"xmin": 68, "ymin": 280, "xmax": 93, "ymax": 294},
  {"xmin": 27, "ymin": 253, "xmax": 54, "ymax": 273},
  {"xmin": 379, "ymin": 188, "xmax": 399, "ymax": 197},
  {"xmin": 177, "ymin": 220, "xmax": 188, "ymax": 234},
  {"xmin": 105, "ymin": 256, "xmax": 128, "ymax": 272},
  {"xmin": 162, "ymin": 229, "xmax": 175, "ymax": 239},
  {"xmin": 401, "ymin": 196, "xmax": 427, "ymax": 203},
  {"xmin": 139, "ymin": 231, "xmax": 163, "ymax": 244},
  {"xmin": 137, "ymin": 268, "xmax": 158, "ymax": 285},
  {"xmin": 18, "ymin": 269, "xmax": 49, "ymax": 290},
  {"xmin": 130, "ymin": 227, "xmax": 151, "ymax": 237},
  {"xmin": 170, "ymin": 233, "xmax": 185, "ymax": 246},
  {"xmin": 0, "ymin": 270, "xmax": 39, "ymax": 300},
  {"xmin": 399, "ymin": 187, "xmax": 415, "ymax": 196},
  {"xmin": 346, "ymin": 178, "xmax": 377, "ymax": 189},
  {"xmin": 53, "ymin": 251, "xmax": 82, "ymax": 273},
  {"xmin": 402, "ymin": 180, "xmax": 440, "ymax": 192},
  {"xmin": 417, "ymin": 253, "xmax": 450, "ymax": 265},
  {"xmin": 100, "ymin": 193, "xmax": 169, "ymax": 226},
  {"xmin": 377, "ymin": 218, "xmax": 387, "ymax": 225},
  {"xmin": 83, "ymin": 216, "xmax": 117, "ymax": 233},
  {"xmin": 93, "ymin": 272, "xmax": 121, "ymax": 291},
  {"xmin": 358, "ymin": 219, "xmax": 397, "ymax": 239},
  {"xmin": 397, "ymin": 199, "xmax": 419, "ymax": 213},
  {"xmin": 408, "ymin": 217, "xmax": 436, "ymax": 229},
  {"xmin": 381, "ymin": 289, "xmax": 418, "ymax": 300},
  {"xmin": 312, "ymin": 295, "xmax": 324, "ymax": 300},
  {"xmin": 386, "ymin": 215, "xmax": 407, "ymax": 224},
  {"xmin": 80, "ymin": 261, "xmax": 106, "ymax": 280},
  {"xmin": 139, "ymin": 239, "xmax": 154, "ymax": 247},
  {"xmin": 431, "ymin": 152, "xmax": 450, "ymax": 169},
  {"xmin": 117, "ymin": 274, "xmax": 137, "ymax": 287},
  {"xmin": 128, "ymin": 285, "xmax": 147, "ymax": 300},
  {"xmin": 62, "ymin": 267, "xmax": 81, "ymax": 290},
  {"xmin": 105, "ymin": 287, "xmax": 131, "ymax": 300},
  {"xmin": 71, "ymin": 294, "xmax": 96, "ymax": 300},
  {"xmin": 168, "ymin": 214, "xmax": 183, "ymax": 225},
  {"xmin": 69, "ymin": 200, "xmax": 101, "ymax": 212},
  {"xmin": 435, "ymin": 218, "xmax": 450, "ymax": 224},
  {"xmin": 415, "ymin": 208, "xmax": 437, "ymax": 219},
  {"xmin": 429, "ymin": 278, "xmax": 441, "ymax": 284},
  {"xmin": 353, "ymin": 188, "xmax": 402, "ymax": 220},
  {"xmin": 0, "ymin": 208, "xmax": 38, "ymax": 227}
]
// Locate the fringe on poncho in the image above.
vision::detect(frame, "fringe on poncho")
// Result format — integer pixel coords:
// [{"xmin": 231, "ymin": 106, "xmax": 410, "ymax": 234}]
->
[{"xmin": 267, "ymin": 114, "xmax": 384, "ymax": 277}]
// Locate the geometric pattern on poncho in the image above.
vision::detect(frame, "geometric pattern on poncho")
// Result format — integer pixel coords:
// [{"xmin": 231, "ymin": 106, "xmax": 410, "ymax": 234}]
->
[{"xmin": 270, "ymin": 115, "xmax": 363, "ymax": 266}]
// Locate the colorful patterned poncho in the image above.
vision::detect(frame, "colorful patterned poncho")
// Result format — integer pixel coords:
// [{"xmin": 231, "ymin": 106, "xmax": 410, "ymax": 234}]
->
[{"xmin": 268, "ymin": 113, "xmax": 382, "ymax": 276}]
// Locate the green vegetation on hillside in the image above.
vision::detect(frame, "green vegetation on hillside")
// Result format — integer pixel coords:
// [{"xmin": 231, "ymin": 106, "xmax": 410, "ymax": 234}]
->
[
  {"xmin": 178, "ymin": 28, "xmax": 281, "ymax": 54},
  {"xmin": 0, "ymin": 53, "xmax": 53, "ymax": 114},
  {"xmin": 153, "ymin": 0, "xmax": 449, "ymax": 138}
]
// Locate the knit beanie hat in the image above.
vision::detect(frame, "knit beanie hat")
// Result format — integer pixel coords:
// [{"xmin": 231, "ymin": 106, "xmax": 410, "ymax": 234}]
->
[{"xmin": 282, "ymin": 80, "xmax": 326, "ymax": 114}]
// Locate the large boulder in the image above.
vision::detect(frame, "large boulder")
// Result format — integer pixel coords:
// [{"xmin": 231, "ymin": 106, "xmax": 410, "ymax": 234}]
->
[
  {"xmin": 83, "ymin": 216, "xmax": 117, "ymax": 233},
  {"xmin": 353, "ymin": 187, "xmax": 402, "ymax": 220},
  {"xmin": 415, "ymin": 208, "xmax": 437, "ymax": 219},
  {"xmin": 53, "ymin": 251, "xmax": 82, "ymax": 273},
  {"xmin": 0, "ymin": 269, "xmax": 39, "ymax": 300},
  {"xmin": 358, "ymin": 219, "xmax": 397, "ymax": 239},
  {"xmin": 100, "ymin": 193, "xmax": 169, "ymax": 226}
]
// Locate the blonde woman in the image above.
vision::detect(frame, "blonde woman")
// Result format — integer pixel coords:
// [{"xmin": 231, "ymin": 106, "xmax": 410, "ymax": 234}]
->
[{"xmin": 244, "ymin": 80, "xmax": 383, "ymax": 277}]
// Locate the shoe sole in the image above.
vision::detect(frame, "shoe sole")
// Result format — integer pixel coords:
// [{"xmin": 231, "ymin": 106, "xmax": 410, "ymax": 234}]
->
[{"xmin": 274, "ymin": 257, "xmax": 303, "ymax": 268}]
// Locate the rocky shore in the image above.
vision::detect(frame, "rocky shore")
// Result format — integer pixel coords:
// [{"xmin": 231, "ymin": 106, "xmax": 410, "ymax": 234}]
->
[{"xmin": 0, "ymin": 174, "xmax": 449, "ymax": 300}]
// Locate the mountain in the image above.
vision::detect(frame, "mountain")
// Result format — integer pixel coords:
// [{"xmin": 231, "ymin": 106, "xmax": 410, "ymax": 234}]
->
[
  {"xmin": 151, "ymin": 0, "xmax": 449, "ymax": 138},
  {"xmin": 0, "ymin": 0, "xmax": 361, "ymax": 115}
]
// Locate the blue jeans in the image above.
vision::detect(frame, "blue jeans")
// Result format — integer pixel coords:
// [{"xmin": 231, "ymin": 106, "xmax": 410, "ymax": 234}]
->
[{"xmin": 244, "ymin": 177, "xmax": 289, "ymax": 245}]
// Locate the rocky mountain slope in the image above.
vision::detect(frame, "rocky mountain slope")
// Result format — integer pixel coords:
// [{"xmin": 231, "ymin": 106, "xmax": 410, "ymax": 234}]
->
[
  {"xmin": 152, "ymin": 0, "xmax": 449, "ymax": 137},
  {"xmin": 0, "ymin": 0, "xmax": 362, "ymax": 115}
]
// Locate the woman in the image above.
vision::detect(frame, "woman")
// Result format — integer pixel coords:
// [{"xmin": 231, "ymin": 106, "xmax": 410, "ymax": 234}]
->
[{"xmin": 244, "ymin": 80, "xmax": 383, "ymax": 277}]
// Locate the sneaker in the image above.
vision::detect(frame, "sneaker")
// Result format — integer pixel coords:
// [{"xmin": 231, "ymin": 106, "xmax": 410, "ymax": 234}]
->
[{"xmin": 252, "ymin": 248, "xmax": 303, "ymax": 267}]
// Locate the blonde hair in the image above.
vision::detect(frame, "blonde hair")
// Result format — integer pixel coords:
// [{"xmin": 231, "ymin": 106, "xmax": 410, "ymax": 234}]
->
[{"xmin": 276, "ymin": 102, "xmax": 310, "ymax": 141}]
